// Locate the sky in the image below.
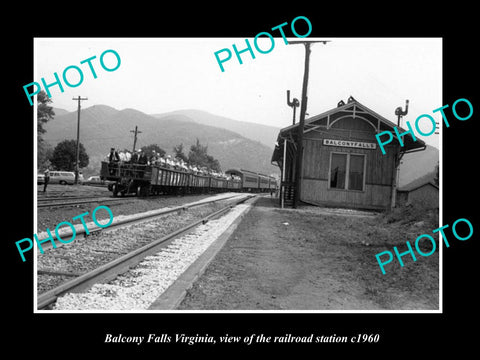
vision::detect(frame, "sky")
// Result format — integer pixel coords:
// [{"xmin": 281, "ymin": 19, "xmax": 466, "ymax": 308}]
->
[{"xmin": 34, "ymin": 37, "xmax": 442, "ymax": 149}]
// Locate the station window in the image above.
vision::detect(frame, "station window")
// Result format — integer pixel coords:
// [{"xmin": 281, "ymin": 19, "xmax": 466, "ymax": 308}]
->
[
  {"xmin": 330, "ymin": 153, "xmax": 347, "ymax": 189},
  {"xmin": 348, "ymin": 154, "xmax": 365, "ymax": 191},
  {"xmin": 329, "ymin": 152, "xmax": 365, "ymax": 191}
]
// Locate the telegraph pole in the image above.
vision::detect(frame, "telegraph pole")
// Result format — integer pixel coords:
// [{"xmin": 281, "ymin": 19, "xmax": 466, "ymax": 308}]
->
[
  {"xmin": 72, "ymin": 96, "xmax": 88, "ymax": 184},
  {"xmin": 289, "ymin": 40, "xmax": 329, "ymax": 208},
  {"xmin": 130, "ymin": 125, "xmax": 142, "ymax": 152}
]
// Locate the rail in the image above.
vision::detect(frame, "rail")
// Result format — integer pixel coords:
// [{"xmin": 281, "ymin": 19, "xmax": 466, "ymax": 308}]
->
[
  {"xmin": 37, "ymin": 197, "xmax": 130, "ymax": 208},
  {"xmin": 37, "ymin": 193, "xmax": 255, "ymax": 309},
  {"xmin": 35, "ymin": 193, "xmax": 244, "ymax": 249}
]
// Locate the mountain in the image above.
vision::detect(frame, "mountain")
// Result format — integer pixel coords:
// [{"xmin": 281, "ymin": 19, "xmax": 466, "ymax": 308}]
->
[
  {"xmin": 42, "ymin": 104, "xmax": 439, "ymax": 186},
  {"xmin": 43, "ymin": 105, "xmax": 279, "ymax": 176},
  {"xmin": 398, "ymin": 145, "xmax": 439, "ymax": 187},
  {"xmin": 398, "ymin": 170, "xmax": 437, "ymax": 191},
  {"xmin": 151, "ymin": 109, "xmax": 280, "ymax": 150},
  {"xmin": 52, "ymin": 107, "xmax": 70, "ymax": 117}
]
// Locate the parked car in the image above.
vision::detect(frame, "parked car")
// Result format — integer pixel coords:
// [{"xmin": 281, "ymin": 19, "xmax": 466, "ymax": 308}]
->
[
  {"xmin": 49, "ymin": 171, "xmax": 76, "ymax": 185},
  {"xmin": 84, "ymin": 176, "xmax": 105, "ymax": 185},
  {"xmin": 37, "ymin": 171, "xmax": 84, "ymax": 185},
  {"xmin": 37, "ymin": 173, "xmax": 45, "ymax": 185}
]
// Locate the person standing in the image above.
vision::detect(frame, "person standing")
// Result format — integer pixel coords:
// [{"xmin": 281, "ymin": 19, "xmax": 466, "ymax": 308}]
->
[
  {"xmin": 108, "ymin": 147, "xmax": 120, "ymax": 175},
  {"xmin": 108, "ymin": 147, "xmax": 120, "ymax": 163},
  {"xmin": 131, "ymin": 150, "xmax": 140, "ymax": 164},
  {"xmin": 138, "ymin": 150, "xmax": 148, "ymax": 165},
  {"xmin": 43, "ymin": 168, "xmax": 50, "ymax": 192}
]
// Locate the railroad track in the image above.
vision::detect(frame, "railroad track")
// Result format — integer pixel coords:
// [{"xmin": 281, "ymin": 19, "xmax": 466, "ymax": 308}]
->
[
  {"xmin": 37, "ymin": 196, "xmax": 131, "ymax": 208},
  {"xmin": 38, "ymin": 196, "xmax": 94, "ymax": 202},
  {"xmin": 37, "ymin": 192, "xmax": 230, "ymax": 208},
  {"xmin": 37, "ymin": 193, "xmax": 255, "ymax": 309}
]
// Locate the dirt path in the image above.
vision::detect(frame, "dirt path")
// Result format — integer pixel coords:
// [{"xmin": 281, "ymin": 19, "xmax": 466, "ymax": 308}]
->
[{"xmin": 178, "ymin": 197, "xmax": 439, "ymax": 310}]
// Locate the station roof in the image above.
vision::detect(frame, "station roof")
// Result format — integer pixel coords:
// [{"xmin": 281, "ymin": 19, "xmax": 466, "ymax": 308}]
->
[{"xmin": 271, "ymin": 97, "xmax": 426, "ymax": 163}]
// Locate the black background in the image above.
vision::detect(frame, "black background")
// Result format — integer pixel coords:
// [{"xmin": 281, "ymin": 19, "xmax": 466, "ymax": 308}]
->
[{"xmin": 6, "ymin": 5, "xmax": 478, "ymax": 355}]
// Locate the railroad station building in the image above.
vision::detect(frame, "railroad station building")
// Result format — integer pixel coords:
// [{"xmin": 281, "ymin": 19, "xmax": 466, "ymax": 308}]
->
[{"xmin": 271, "ymin": 96, "xmax": 426, "ymax": 210}]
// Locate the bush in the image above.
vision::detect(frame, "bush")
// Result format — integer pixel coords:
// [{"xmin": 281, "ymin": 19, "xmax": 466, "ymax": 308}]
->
[{"xmin": 382, "ymin": 203, "xmax": 438, "ymax": 229}]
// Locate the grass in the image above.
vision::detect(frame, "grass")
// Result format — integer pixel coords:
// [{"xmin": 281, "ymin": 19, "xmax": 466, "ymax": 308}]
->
[
  {"xmin": 179, "ymin": 197, "xmax": 440, "ymax": 310},
  {"xmin": 355, "ymin": 204, "xmax": 439, "ymax": 309},
  {"xmin": 281, "ymin": 201, "xmax": 440, "ymax": 310}
]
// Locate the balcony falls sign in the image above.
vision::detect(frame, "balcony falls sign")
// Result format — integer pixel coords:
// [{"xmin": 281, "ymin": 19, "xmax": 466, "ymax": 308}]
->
[{"xmin": 323, "ymin": 139, "xmax": 377, "ymax": 149}]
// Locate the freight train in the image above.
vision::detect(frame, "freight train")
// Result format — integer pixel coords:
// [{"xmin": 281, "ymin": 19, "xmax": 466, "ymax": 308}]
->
[{"xmin": 100, "ymin": 161, "xmax": 277, "ymax": 197}]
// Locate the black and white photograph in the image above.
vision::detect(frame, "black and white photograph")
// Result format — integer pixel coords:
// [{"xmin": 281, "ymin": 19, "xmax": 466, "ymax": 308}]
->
[
  {"xmin": 31, "ymin": 37, "xmax": 442, "ymax": 313},
  {"xmin": 7, "ymin": 8, "xmax": 479, "ymax": 355}
]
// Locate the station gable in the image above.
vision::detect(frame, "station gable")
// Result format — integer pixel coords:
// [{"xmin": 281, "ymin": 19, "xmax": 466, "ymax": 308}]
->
[{"xmin": 274, "ymin": 97, "xmax": 425, "ymax": 156}]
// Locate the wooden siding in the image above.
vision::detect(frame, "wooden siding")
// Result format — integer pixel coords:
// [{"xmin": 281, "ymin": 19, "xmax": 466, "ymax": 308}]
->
[
  {"xmin": 330, "ymin": 115, "xmax": 376, "ymax": 132},
  {"xmin": 301, "ymin": 179, "xmax": 391, "ymax": 209},
  {"xmin": 302, "ymin": 138, "xmax": 396, "ymax": 186},
  {"xmin": 299, "ymin": 115, "xmax": 398, "ymax": 209}
]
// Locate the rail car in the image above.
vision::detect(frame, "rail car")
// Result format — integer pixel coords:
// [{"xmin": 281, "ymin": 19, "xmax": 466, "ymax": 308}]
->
[
  {"xmin": 100, "ymin": 162, "xmax": 277, "ymax": 197},
  {"xmin": 224, "ymin": 169, "xmax": 277, "ymax": 193}
]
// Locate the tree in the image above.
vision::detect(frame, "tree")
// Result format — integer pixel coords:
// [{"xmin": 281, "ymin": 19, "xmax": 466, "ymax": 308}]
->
[
  {"xmin": 37, "ymin": 90, "xmax": 55, "ymax": 138},
  {"xmin": 434, "ymin": 161, "xmax": 439, "ymax": 186},
  {"xmin": 140, "ymin": 144, "xmax": 166, "ymax": 159},
  {"xmin": 50, "ymin": 139, "xmax": 89, "ymax": 171},
  {"xmin": 188, "ymin": 138, "xmax": 221, "ymax": 171},
  {"xmin": 38, "ymin": 142, "xmax": 53, "ymax": 170},
  {"xmin": 188, "ymin": 138, "xmax": 208, "ymax": 166},
  {"xmin": 173, "ymin": 143, "xmax": 188, "ymax": 162},
  {"xmin": 206, "ymin": 155, "xmax": 221, "ymax": 172},
  {"xmin": 37, "ymin": 90, "xmax": 55, "ymax": 170}
]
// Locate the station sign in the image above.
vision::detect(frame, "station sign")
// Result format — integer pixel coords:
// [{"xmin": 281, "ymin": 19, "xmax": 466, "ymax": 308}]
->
[{"xmin": 323, "ymin": 139, "xmax": 377, "ymax": 149}]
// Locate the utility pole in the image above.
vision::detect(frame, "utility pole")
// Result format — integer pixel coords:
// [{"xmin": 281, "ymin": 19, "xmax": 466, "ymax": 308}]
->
[
  {"xmin": 391, "ymin": 99, "xmax": 409, "ymax": 209},
  {"xmin": 289, "ymin": 40, "xmax": 329, "ymax": 208},
  {"xmin": 130, "ymin": 125, "xmax": 142, "ymax": 153},
  {"xmin": 72, "ymin": 96, "xmax": 88, "ymax": 184}
]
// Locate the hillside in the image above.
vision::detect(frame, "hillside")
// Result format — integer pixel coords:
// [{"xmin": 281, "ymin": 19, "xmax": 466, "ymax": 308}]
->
[
  {"xmin": 43, "ymin": 105, "xmax": 279, "ymax": 176},
  {"xmin": 51, "ymin": 107, "xmax": 70, "ymax": 117},
  {"xmin": 398, "ymin": 170, "xmax": 437, "ymax": 191},
  {"xmin": 398, "ymin": 145, "xmax": 439, "ymax": 187},
  {"xmin": 151, "ymin": 109, "xmax": 280, "ymax": 150},
  {"xmin": 42, "ymin": 105, "xmax": 439, "ymax": 185}
]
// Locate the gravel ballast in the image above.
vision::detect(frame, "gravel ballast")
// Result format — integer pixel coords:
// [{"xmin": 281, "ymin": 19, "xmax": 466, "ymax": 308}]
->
[
  {"xmin": 52, "ymin": 203, "xmax": 250, "ymax": 311},
  {"xmin": 37, "ymin": 192, "xmax": 245, "ymax": 294}
]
